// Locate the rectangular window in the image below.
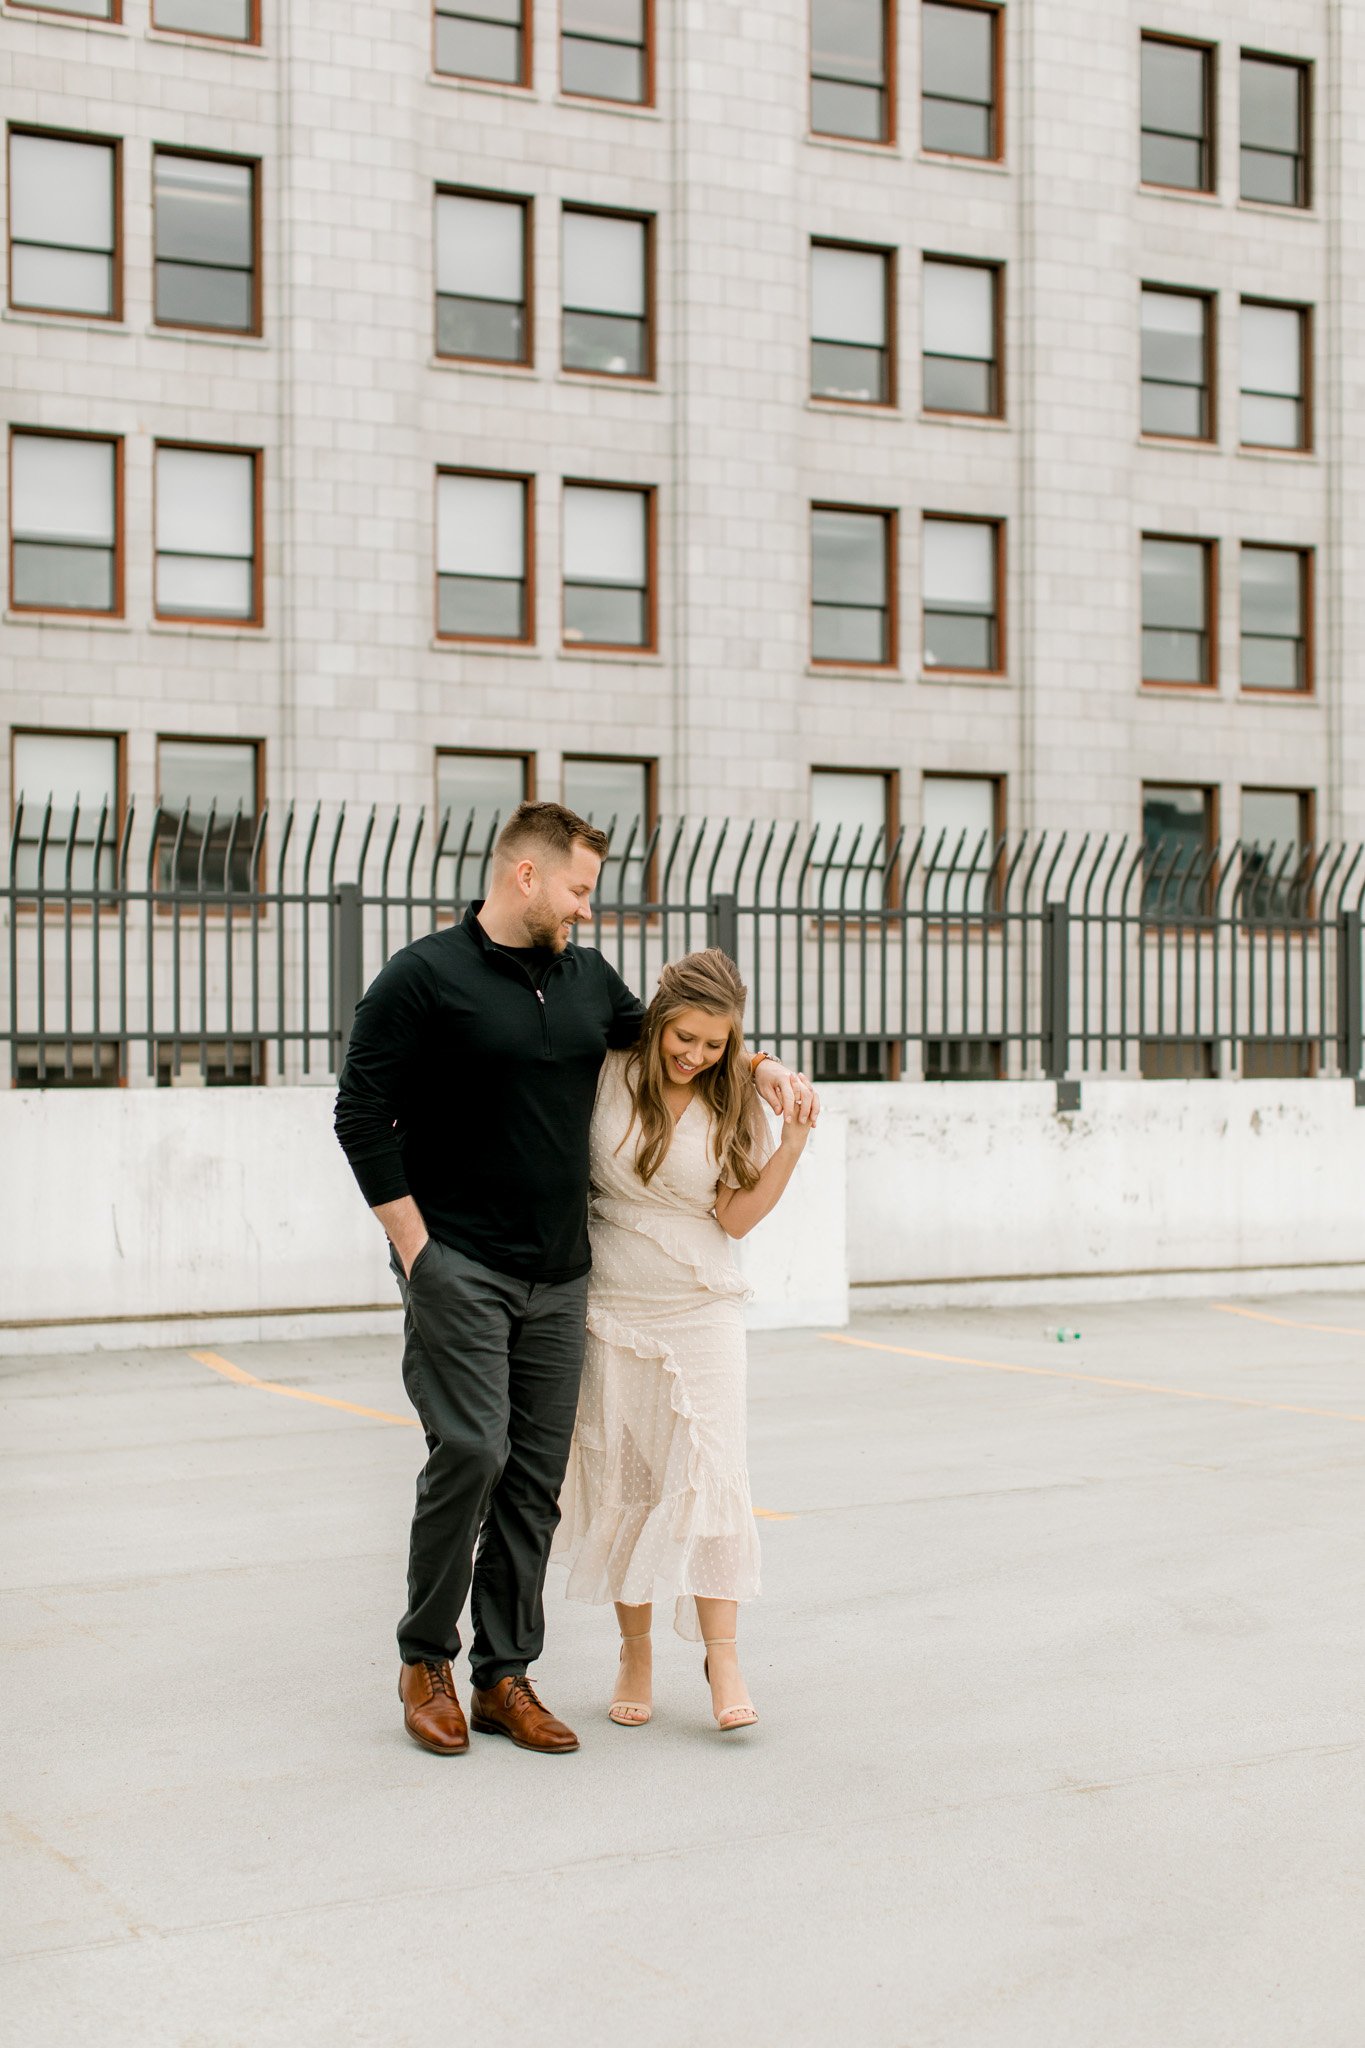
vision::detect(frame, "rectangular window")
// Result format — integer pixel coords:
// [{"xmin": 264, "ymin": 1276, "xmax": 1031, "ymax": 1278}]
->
[
  {"xmin": 811, "ymin": 767, "xmax": 895, "ymax": 881},
  {"xmin": 561, "ymin": 0, "xmax": 649, "ymax": 105},
  {"xmin": 437, "ymin": 750, "xmax": 531, "ymax": 899},
  {"xmin": 1241, "ymin": 300, "xmax": 1309, "ymax": 450},
  {"xmin": 811, "ymin": 241, "xmax": 892, "ymax": 404},
  {"xmin": 562, "ymin": 755, "xmax": 654, "ymax": 905},
  {"xmin": 436, "ymin": 470, "xmax": 531, "ymax": 641},
  {"xmin": 1141, "ymin": 287, "xmax": 1213, "ymax": 440},
  {"xmin": 812, "ymin": 506, "xmax": 894, "ymax": 666},
  {"xmin": 154, "ymin": 444, "xmax": 260, "ymax": 625},
  {"xmin": 153, "ymin": 0, "xmax": 258, "ymax": 39},
  {"xmin": 1241, "ymin": 545, "xmax": 1309, "ymax": 693},
  {"xmin": 1141, "ymin": 35, "xmax": 1214, "ymax": 192},
  {"xmin": 1241, "ymin": 53, "xmax": 1309, "ymax": 207},
  {"xmin": 923, "ymin": 773, "xmax": 1000, "ymax": 915},
  {"xmin": 922, "ymin": 2, "xmax": 1000, "ymax": 160},
  {"xmin": 10, "ymin": 430, "xmax": 120, "ymax": 615},
  {"xmin": 1142, "ymin": 783, "xmax": 1215, "ymax": 917},
  {"xmin": 922, "ymin": 516, "xmax": 1000, "ymax": 673},
  {"xmin": 562, "ymin": 208, "xmax": 650, "ymax": 378},
  {"xmin": 156, "ymin": 737, "xmax": 260, "ymax": 893},
  {"xmin": 1142, "ymin": 536, "xmax": 1213, "ymax": 687},
  {"xmin": 562, "ymin": 484, "xmax": 652, "ymax": 650},
  {"xmin": 154, "ymin": 150, "xmax": 258, "ymax": 334},
  {"xmin": 8, "ymin": 130, "xmax": 119, "ymax": 320},
  {"xmin": 435, "ymin": 0, "xmax": 527, "ymax": 85},
  {"xmin": 435, "ymin": 190, "xmax": 529, "ymax": 365},
  {"xmin": 1241, "ymin": 787, "xmax": 1310, "ymax": 920},
  {"xmin": 923, "ymin": 257, "xmax": 1000, "ymax": 416},
  {"xmin": 12, "ymin": 729, "xmax": 121, "ymax": 891},
  {"xmin": 811, "ymin": 0, "xmax": 891, "ymax": 144}
]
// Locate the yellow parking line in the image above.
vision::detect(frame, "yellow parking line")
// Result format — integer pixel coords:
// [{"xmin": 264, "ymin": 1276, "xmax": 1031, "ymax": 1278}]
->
[
  {"xmin": 821, "ymin": 1332, "xmax": 1365, "ymax": 1425},
  {"xmin": 188, "ymin": 1350, "xmax": 419, "ymax": 1427},
  {"xmin": 1211, "ymin": 1302, "xmax": 1365, "ymax": 1340},
  {"xmin": 188, "ymin": 1349, "xmax": 795, "ymax": 1516}
]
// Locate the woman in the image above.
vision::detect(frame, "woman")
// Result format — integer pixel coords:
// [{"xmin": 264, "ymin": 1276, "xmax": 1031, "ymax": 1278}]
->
[{"xmin": 553, "ymin": 950, "xmax": 815, "ymax": 1732}]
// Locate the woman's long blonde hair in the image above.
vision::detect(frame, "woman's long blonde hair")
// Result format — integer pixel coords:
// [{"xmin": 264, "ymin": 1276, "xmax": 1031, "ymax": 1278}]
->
[{"xmin": 623, "ymin": 950, "xmax": 766, "ymax": 1191}]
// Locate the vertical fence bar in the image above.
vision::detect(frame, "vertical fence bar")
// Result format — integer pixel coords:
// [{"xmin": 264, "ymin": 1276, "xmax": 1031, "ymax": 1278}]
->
[
  {"xmin": 331, "ymin": 881, "xmax": 364, "ymax": 1074},
  {"xmin": 1336, "ymin": 905, "xmax": 1362, "ymax": 1078},
  {"xmin": 1041, "ymin": 899, "xmax": 1071, "ymax": 1081}
]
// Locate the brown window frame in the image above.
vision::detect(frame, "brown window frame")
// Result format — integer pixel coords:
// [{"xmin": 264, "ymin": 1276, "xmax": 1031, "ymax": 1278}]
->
[
  {"xmin": 7, "ymin": 0, "xmax": 121, "ymax": 16},
  {"xmin": 1140, "ymin": 282, "xmax": 1216, "ymax": 443},
  {"xmin": 559, "ymin": 0, "xmax": 655, "ymax": 110},
  {"xmin": 1239, "ymin": 543, "xmax": 1313, "ymax": 698},
  {"xmin": 921, "ymin": 511, "xmax": 1005, "ymax": 678},
  {"xmin": 1240, "ymin": 297, "xmax": 1313, "ymax": 454},
  {"xmin": 152, "ymin": 145, "xmax": 262, "ymax": 339},
  {"xmin": 1140, "ymin": 32, "xmax": 1216, "ymax": 195},
  {"xmin": 561, "ymin": 752, "xmax": 660, "ymax": 909},
  {"xmin": 560, "ymin": 479, "xmax": 658, "ymax": 655},
  {"xmin": 7, "ymin": 125, "xmax": 123, "ymax": 324},
  {"xmin": 152, "ymin": 439, "xmax": 264, "ymax": 630},
  {"xmin": 432, "ymin": 0, "xmax": 532, "ymax": 89},
  {"xmin": 153, "ymin": 732, "xmax": 267, "ymax": 903},
  {"xmin": 811, "ymin": 502, "xmax": 898, "ymax": 671},
  {"xmin": 8, "ymin": 425, "xmax": 124, "ymax": 620},
  {"xmin": 921, "ymin": 1, "xmax": 1005, "ymax": 165},
  {"xmin": 9, "ymin": 724, "xmax": 127, "ymax": 922},
  {"xmin": 809, "ymin": 0, "xmax": 897, "ymax": 149},
  {"xmin": 1140, "ymin": 533, "xmax": 1217, "ymax": 693},
  {"xmin": 434, "ymin": 185, "xmax": 533, "ymax": 367},
  {"xmin": 810, "ymin": 238, "xmax": 897, "ymax": 409},
  {"xmin": 1240, "ymin": 49, "xmax": 1311, "ymax": 209},
  {"xmin": 560, "ymin": 203, "xmax": 656, "ymax": 384},
  {"xmin": 921, "ymin": 252, "xmax": 1004, "ymax": 420},
  {"xmin": 434, "ymin": 467, "xmax": 535, "ymax": 646},
  {"xmin": 151, "ymin": 0, "xmax": 262, "ymax": 44}
]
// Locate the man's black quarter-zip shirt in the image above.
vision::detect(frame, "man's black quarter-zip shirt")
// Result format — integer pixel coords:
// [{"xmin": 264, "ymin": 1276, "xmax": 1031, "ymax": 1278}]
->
[{"xmin": 334, "ymin": 904, "xmax": 646, "ymax": 1282}]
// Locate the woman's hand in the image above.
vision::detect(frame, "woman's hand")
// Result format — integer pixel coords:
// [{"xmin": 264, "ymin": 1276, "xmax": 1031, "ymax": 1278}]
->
[
  {"xmin": 779, "ymin": 1085, "xmax": 816, "ymax": 1152},
  {"xmin": 752, "ymin": 1057, "xmax": 821, "ymax": 1127}
]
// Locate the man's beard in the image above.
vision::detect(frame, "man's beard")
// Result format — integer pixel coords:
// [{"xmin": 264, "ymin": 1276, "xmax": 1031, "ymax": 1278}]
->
[{"xmin": 524, "ymin": 900, "xmax": 571, "ymax": 951}]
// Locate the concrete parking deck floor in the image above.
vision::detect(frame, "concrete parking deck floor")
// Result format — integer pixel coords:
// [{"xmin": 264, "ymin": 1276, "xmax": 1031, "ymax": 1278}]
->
[{"xmin": 4, "ymin": 1294, "xmax": 1364, "ymax": 2047}]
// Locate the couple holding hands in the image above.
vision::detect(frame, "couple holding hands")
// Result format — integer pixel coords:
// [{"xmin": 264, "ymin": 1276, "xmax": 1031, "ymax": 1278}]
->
[{"xmin": 335, "ymin": 801, "xmax": 818, "ymax": 1754}]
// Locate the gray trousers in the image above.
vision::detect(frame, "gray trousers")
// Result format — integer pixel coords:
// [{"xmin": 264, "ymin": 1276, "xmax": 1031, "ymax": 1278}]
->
[{"xmin": 391, "ymin": 1237, "xmax": 588, "ymax": 1689}]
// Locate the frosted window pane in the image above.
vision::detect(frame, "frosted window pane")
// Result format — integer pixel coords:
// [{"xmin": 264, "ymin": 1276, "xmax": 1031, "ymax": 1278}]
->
[
  {"xmin": 12, "ymin": 436, "xmax": 115, "ymax": 544},
  {"xmin": 1241, "ymin": 305, "xmax": 1301, "ymax": 395},
  {"xmin": 155, "ymin": 155, "xmax": 253, "ymax": 267},
  {"xmin": 812, "ymin": 510, "xmax": 886, "ymax": 605},
  {"xmin": 14, "ymin": 733, "xmax": 117, "ymax": 831},
  {"xmin": 160, "ymin": 740, "xmax": 256, "ymax": 815},
  {"xmin": 563, "ymin": 487, "xmax": 645, "ymax": 582},
  {"xmin": 1142, "ymin": 40, "xmax": 1205, "ymax": 137},
  {"xmin": 1241, "ymin": 550, "xmax": 1300, "ymax": 635},
  {"xmin": 924, "ymin": 776, "xmax": 994, "ymax": 849},
  {"xmin": 437, "ymin": 474, "xmax": 524, "ymax": 577},
  {"xmin": 923, "ymin": 520, "xmax": 993, "ymax": 606},
  {"xmin": 1142, "ymin": 540, "xmax": 1204, "ymax": 629},
  {"xmin": 11, "ymin": 135, "xmax": 114, "ymax": 250},
  {"xmin": 563, "ymin": 757, "xmax": 648, "ymax": 826},
  {"xmin": 562, "ymin": 0, "xmax": 642, "ymax": 35},
  {"xmin": 11, "ymin": 246, "xmax": 111, "ymax": 315},
  {"xmin": 1241, "ymin": 790, "xmax": 1300, "ymax": 849},
  {"xmin": 811, "ymin": 245, "xmax": 885, "ymax": 346},
  {"xmin": 436, "ymin": 195, "xmax": 523, "ymax": 300},
  {"xmin": 156, "ymin": 554, "xmax": 254, "ymax": 617},
  {"xmin": 563, "ymin": 212, "xmax": 645, "ymax": 316},
  {"xmin": 438, "ymin": 754, "xmax": 525, "ymax": 821},
  {"xmin": 812, "ymin": 770, "xmax": 887, "ymax": 858},
  {"xmin": 155, "ymin": 0, "xmax": 253, "ymax": 35},
  {"xmin": 1241, "ymin": 58, "xmax": 1300, "ymax": 153},
  {"xmin": 923, "ymin": 262, "xmax": 993, "ymax": 359},
  {"xmin": 157, "ymin": 448, "xmax": 254, "ymax": 556}
]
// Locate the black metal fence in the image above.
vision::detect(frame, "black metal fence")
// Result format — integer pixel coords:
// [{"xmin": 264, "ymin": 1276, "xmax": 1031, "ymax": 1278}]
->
[{"xmin": 5, "ymin": 797, "xmax": 1363, "ymax": 1088}]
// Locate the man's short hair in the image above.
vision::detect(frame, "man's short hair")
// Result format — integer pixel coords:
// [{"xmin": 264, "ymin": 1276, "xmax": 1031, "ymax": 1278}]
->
[{"xmin": 493, "ymin": 800, "xmax": 610, "ymax": 868}]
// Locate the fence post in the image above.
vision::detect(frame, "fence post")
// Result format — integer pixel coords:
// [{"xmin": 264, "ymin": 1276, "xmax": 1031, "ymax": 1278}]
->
[
  {"xmin": 1041, "ymin": 899, "xmax": 1071, "ymax": 1081},
  {"xmin": 707, "ymin": 891, "xmax": 739, "ymax": 962},
  {"xmin": 331, "ymin": 882, "xmax": 364, "ymax": 1073},
  {"xmin": 1337, "ymin": 905, "xmax": 1362, "ymax": 1078}
]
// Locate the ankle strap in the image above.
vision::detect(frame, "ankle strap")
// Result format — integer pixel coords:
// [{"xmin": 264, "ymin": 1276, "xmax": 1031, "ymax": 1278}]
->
[
  {"xmin": 619, "ymin": 1630, "xmax": 652, "ymax": 1643},
  {"xmin": 701, "ymin": 1637, "xmax": 737, "ymax": 1647}
]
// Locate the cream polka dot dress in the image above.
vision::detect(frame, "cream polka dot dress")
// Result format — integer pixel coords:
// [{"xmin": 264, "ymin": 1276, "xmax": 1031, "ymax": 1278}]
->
[{"xmin": 553, "ymin": 1050, "xmax": 772, "ymax": 1640}]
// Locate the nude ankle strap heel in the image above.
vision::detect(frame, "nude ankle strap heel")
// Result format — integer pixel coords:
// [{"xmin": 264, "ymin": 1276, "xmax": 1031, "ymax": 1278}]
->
[
  {"xmin": 701, "ymin": 1637, "xmax": 758, "ymax": 1732},
  {"xmin": 608, "ymin": 1630, "xmax": 653, "ymax": 1727}
]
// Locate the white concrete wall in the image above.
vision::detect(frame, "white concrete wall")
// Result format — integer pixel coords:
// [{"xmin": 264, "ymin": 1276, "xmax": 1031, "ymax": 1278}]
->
[{"xmin": 0, "ymin": 1084, "xmax": 847, "ymax": 1353}]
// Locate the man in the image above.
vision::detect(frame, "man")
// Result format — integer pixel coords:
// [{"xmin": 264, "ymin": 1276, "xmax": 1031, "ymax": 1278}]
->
[{"xmin": 334, "ymin": 801, "xmax": 811, "ymax": 1757}]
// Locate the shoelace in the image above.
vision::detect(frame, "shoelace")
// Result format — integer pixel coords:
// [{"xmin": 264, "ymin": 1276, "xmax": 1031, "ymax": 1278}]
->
[
  {"xmin": 421, "ymin": 1660, "xmax": 456, "ymax": 1702},
  {"xmin": 506, "ymin": 1674, "xmax": 545, "ymax": 1712}
]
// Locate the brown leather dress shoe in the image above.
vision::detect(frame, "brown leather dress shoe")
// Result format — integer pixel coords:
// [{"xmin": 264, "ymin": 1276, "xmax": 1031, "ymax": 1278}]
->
[
  {"xmin": 399, "ymin": 1660, "xmax": 469, "ymax": 1755},
  {"xmin": 470, "ymin": 1674, "xmax": 580, "ymax": 1753}
]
